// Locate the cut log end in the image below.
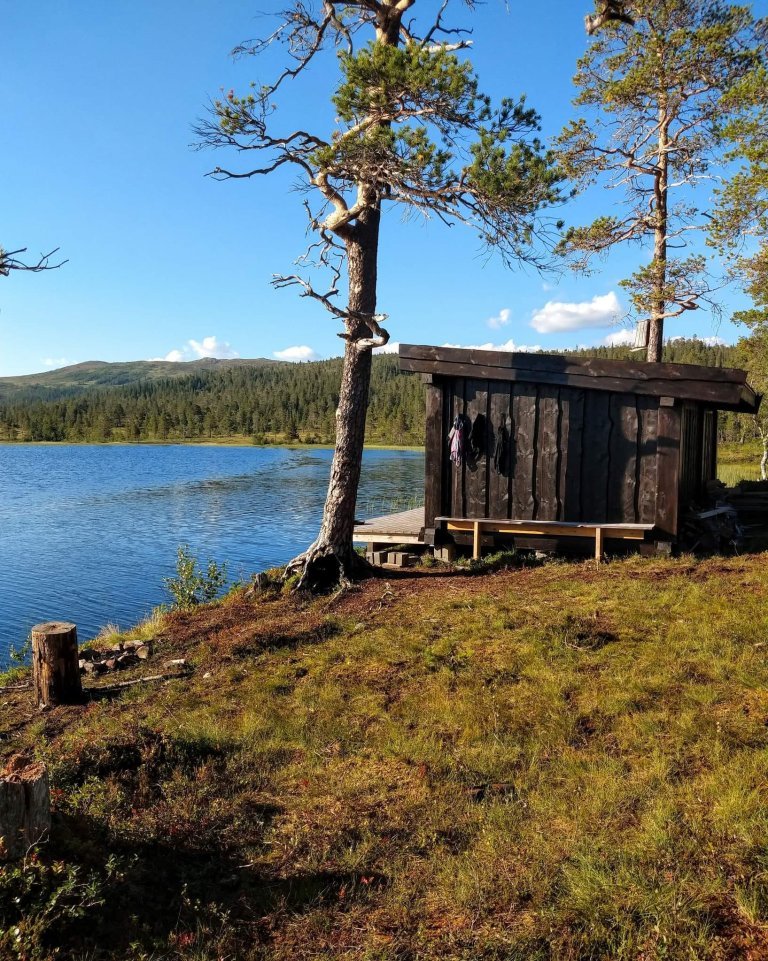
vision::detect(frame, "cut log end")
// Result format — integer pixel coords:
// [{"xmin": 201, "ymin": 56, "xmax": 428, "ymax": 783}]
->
[
  {"xmin": 0, "ymin": 755, "xmax": 51, "ymax": 861},
  {"xmin": 30, "ymin": 621, "xmax": 77, "ymax": 637}
]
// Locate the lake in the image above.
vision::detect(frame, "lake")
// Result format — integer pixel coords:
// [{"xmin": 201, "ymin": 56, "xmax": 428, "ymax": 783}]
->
[{"xmin": 0, "ymin": 444, "xmax": 424, "ymax": 665}]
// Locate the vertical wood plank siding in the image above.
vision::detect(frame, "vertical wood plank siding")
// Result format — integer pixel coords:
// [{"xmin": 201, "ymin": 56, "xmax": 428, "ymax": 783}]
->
[
  {"xmin": 430, "ymin": 377, "xmax": 680, "ymax": 528},
  {"xmin": 702, "ymin": 410, "xmax": 717, "ymax": 484},
  {"xmin": 580, "ymin": 391, "xmax": 611, "ymax": 521},
  {"xmin": 488, "ymin": 383, "xmax": 512, "ymax": 519},
  {"xmin": 679, "ymin": 405, "xmax": 704, "ymax": 505},
  {"xmin": 637, "ymin": 397, "xmax": 659, "ymax": 524},
  {"xmin": 450, "ymin": 378, "xmax": 466, "ymax": 518},
  {"xmin": 560, "ymin": 388, "xmax": 585, "ymax": 520},
  {"xmin": 536, "ymin": 387, "xmax": 560, "ymax": 520},
  {"xmin": 423, "ymin": 383, "xmax": 443, "ymax": 531},
  {"xmin": 512, "ymin": 386, "xmax": 537, "ymax": 519},
  {"xmin": 465, "ymin": 379, "xmax": 489, "ymax": 519},
  {"xmin": 655, "ymin": 404, "xmax": 682, "ymax": 537}
]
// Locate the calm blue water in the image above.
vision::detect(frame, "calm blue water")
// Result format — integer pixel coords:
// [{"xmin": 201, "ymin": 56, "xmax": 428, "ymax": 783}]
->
[{"xmin": 0, "ymin": 444, "xmax": 424, "ymax": 664}]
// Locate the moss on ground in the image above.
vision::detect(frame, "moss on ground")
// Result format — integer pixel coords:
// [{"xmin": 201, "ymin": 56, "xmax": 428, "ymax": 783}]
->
[{"xmin": 4, "ymin": 554, "xmax": 768, "ymax": 959}]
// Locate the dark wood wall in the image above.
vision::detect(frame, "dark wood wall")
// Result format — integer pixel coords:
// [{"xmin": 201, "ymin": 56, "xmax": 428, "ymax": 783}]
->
[
  {"xmin": 679, "ymin": 405, "xmax": 718, "ymax": 506},
  {"xmin": 424, "ymin": 376, "xmax": 693, "ymax": 537}
]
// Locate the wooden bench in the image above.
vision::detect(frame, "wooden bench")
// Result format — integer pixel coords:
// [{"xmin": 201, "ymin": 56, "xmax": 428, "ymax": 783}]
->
[{"xmin": 435, "ymin": 516, "xmax": 655, "ymax": 562}]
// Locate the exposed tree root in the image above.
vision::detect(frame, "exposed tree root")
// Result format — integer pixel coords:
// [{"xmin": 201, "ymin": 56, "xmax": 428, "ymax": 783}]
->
[{"xmin": 284, "ymin": 540, "xmax": 374, "ymax": 593}]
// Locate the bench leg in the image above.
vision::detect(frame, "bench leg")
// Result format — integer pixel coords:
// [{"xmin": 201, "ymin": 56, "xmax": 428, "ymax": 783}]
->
[
  {"xmin": 595, "ymin": 527, "xmax": 604, "ymax": 564},
  {"xmin": 473, "ymin": 522, "xmax": 481, "ymax": 560}
]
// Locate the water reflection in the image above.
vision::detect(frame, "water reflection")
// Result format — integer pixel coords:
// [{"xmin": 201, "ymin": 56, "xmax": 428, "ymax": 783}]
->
[{"xmin": 0, "ymin": 445, "xmax": 424, "ymax": 661}]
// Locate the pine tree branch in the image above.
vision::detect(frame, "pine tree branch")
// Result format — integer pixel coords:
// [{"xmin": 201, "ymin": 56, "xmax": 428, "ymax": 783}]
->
[{"xmin": 0, "ymin": 247, "xmax": 66, "ymax": 277}]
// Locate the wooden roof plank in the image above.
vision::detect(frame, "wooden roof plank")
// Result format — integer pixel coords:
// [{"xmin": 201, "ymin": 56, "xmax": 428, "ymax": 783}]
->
[
  {"xmin": 399, "ymin": 343, "xmax": 747, "ymax": 384},
  {"xmin": 398, "ymin": 346, "xmax": 760, "ymax": 414}
]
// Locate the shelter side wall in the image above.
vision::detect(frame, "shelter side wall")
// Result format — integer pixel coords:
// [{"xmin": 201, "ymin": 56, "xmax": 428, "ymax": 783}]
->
[
  {"xmin": 425, "ymin": 377, "xmax": 674, "ymax": 528},
  {"xmin": 679, "ymin": 405, "xmax": 718, "ymax": 509}
]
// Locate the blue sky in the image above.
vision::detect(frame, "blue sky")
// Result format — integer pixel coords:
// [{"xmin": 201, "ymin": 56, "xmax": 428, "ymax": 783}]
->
[{"xmin": 1, "ymin": 0, "xmax": 764, "ymax": 377}]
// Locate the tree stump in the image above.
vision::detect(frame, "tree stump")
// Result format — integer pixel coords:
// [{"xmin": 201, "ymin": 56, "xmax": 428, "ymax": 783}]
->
[
  {"xmin": 31, "ymin": 621, "xmax": 82, "ymax": 708},
  {"xmin": 0, "ymin": 755, "xmax": 51, "ymax": 860}
]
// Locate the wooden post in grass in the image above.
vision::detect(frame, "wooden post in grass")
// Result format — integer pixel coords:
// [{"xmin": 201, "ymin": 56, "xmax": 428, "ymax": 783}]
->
[
  {"xmin": 31, "ymin": 621, "xmax": 82, "ymax": 708},
  {"xmin": 0, "ymin": 756, "xmax": 51, "ymax": 860}
]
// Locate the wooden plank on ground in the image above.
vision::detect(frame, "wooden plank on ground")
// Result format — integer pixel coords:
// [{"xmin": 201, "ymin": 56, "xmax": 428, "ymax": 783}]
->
[{"xmin": 353, "ymin": 507, "xmax": 425, "ymax": 544}]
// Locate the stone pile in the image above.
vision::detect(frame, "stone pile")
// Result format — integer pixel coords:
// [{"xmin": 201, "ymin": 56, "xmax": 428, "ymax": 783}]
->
[{"xmin": 79, "ymin": 639, "xmax": 153, "ymax": 676}]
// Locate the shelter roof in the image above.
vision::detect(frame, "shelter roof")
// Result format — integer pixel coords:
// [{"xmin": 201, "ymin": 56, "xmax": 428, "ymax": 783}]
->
[{"xmin": 398, "ymin": 344, "xmax": 760, "ymax": 414}]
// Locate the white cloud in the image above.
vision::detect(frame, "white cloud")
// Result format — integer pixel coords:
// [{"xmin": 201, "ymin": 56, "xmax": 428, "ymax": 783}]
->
[
  {"xmin": 531, "ymin": 292, "xmax": 621, "ymax": 334},
  {"xmin": 374, "ymin": 340, "xmax": 400, "ymax": 355},
  {"xmin": 156, "ymin": 335, "xmax": 240, "ymax": 363},
  {"xmin": 442, "ymin": 339, "xmax": 543, "ymax": 353},
  {"xmin": 273, "ymin": 345, "xmax": 321, "ymax": 362},
  {"xmin": 703, "ymin": 336, "xmax": 728, "ymax": 347},
  {"xmin": 42, "ymin": 357, "xmax": 69, "ymax": 369},
  {"xmin": 188, "ymin": 336, "xmax": 239, "ymax": 359},
  {"xmin": 603, "ymin": 328, "xmax": 636, "ymax": 347},
  {"xmin": 487, "ymin": 308, "xmax": 511, "ymax": 330}
]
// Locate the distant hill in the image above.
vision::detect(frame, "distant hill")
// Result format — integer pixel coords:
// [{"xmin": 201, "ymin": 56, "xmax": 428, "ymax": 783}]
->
[
  {"xmin": 0, "ymin": 339, "xmax": 750, "ymax": 447},
  {"xmin": 0, "ymin": 357, "xmax": 279, "ymax": 402}
]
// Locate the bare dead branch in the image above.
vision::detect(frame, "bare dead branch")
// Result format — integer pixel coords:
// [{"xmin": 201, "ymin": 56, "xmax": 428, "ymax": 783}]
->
[
  {"xmin": 0, "ymin": 247, "xmax": 66, "ymax": 277},
  {"xmin": 585, "ymin": 1, "xmax": 635, "ymax": 35}
]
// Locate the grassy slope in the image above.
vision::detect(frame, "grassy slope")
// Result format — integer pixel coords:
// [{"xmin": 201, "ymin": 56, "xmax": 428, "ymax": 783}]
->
[{"xmin": 4, "ymin": 554, "xmax": 768, "ymax": 959}]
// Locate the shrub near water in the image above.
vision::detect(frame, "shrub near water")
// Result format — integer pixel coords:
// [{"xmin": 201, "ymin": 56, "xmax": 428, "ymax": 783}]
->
[{"xmin": 163, "ymin": 544, "xmax": 227, "ymax": 611}]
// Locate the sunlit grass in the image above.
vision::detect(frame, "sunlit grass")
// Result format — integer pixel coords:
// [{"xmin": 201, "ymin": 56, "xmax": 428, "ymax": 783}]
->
[{"xmin": 5, "ymin": 554, "xmax": 768, "ymax": 958}]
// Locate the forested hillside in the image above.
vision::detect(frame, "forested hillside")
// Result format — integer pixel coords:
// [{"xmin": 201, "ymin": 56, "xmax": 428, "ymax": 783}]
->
[
  {"xmin": 0, "ymin": 357, "xmax": 278, "ymax": 402},
  {"xmin": 0, "ymin": 355, "xmax": 425, "ymax": 446},
  {"xmin": 0, "ymin": 339, "xmax": 754, "ymax": 446}
]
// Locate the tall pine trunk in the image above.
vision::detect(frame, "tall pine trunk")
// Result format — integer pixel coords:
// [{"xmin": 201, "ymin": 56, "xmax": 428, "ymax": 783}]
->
[
  {"xmin": 647, "ymin": 101, "xmax": 669, "ymax": 364},
  {"xmin": 285, "ymin": 3, "xmax": 402, "ymax": 590},
  {"xmin": 287, "ymin": 208, "xmax": 381, "ymax": 590}
]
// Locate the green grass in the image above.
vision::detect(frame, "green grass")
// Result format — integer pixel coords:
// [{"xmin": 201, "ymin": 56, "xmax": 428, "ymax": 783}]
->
[
  {"xmin": 717, "ymin": 442, "xmax": 763, "ymax": 486},
  {"xmin": 4, "ymin": 555, "xmax": 768, "ymax": 958}
]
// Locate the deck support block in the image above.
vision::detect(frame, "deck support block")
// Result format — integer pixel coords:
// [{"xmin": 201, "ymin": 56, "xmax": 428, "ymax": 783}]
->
[{"xmin": 595, "ymin": 527, "xmax": 604, "ymax": 564}]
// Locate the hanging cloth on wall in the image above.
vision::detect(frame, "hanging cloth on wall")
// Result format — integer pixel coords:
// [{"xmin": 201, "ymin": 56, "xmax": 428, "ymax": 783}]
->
[
  {"xmin": 469, "ymin": 415, "xmax": 485, "ymax": 459},
  {"xmin": 493, "ymin": 422, "xmax": 507, "ymax": 473},
  {"xmin": 448, "ymin": 415, "xmax": 465, "ymax": 465}
]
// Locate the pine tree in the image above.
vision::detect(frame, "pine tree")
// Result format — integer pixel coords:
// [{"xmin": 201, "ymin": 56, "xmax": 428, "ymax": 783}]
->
[
  {"xmin": 711, "ymin": 51, "xmax": 768, "ymax": 330},
  {"xmin": 557, "ymin": 0, "xmax": 764, "ymax": 362},
  {"xmin": 195, "ymin": 2, "xmax": 562, "ymax": 589}
]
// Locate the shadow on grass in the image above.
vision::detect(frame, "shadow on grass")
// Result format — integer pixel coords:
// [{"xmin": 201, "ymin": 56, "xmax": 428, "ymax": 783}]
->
[
  {"xmin": 230, "ymin": 617, "xmax": 345, "ymax": 658},
  {"xmin": 41, "ymin": 810, "xmax": 387, "ymax": 958}
]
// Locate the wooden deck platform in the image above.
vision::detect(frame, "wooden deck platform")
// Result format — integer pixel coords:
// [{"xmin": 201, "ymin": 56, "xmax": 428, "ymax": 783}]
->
[{"xmin": 353, "ymin": 507, "xmax": 425, "ymax": 546}]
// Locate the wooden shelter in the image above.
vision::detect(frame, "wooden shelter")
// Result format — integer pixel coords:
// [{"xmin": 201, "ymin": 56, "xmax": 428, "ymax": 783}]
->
[{"xmin": 396, "ymin": 344, "xmax": 760, "ymax": 558}]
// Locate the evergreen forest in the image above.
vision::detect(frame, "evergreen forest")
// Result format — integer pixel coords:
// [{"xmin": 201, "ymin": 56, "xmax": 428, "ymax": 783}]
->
[{"xmin": 0, "ymin": 340, "xmax": 755, "ymax": 447}]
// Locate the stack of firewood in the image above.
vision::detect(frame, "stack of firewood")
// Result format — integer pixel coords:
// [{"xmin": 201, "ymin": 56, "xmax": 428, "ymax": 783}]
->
[
  {"xmin": 681, "ymin": 479, "xmax": 768, "ymax": 553},
  {"xmin": 720, "ymin": 479, "xmax": 768, "ymax": 552}
]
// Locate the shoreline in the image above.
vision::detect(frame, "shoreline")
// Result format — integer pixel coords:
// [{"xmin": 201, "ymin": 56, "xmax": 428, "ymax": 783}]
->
[{"xmin": 0, "ymin": 439, "xmax": 425, "ymax": 451}]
